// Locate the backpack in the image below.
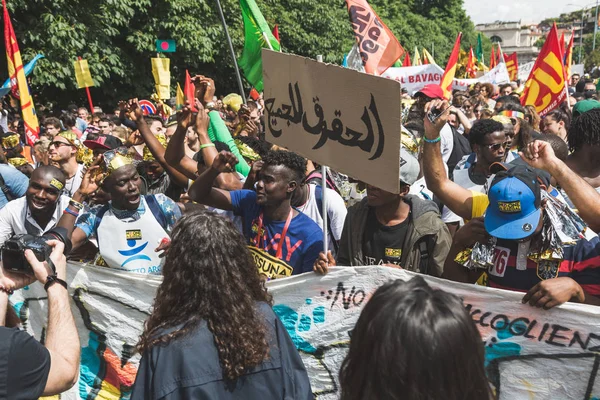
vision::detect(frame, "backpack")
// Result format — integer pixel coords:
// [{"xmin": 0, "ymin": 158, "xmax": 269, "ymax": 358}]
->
[
  {"xmin": 446, "ymin": 124, "xmax": 472, "ymax": 180},
  {"xmin": 0, "ymin": 173, "xmax": 14, "ymax": 202},
  {"xmin": 314, "ymin": 185, "xmax": 339, "ymax": 254}
]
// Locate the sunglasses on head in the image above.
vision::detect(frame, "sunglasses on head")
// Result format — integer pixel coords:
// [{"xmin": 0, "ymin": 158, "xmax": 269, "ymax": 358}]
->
[{"xmin": 49, "ymin": 141, "xmax": 75, "ymax": 148}]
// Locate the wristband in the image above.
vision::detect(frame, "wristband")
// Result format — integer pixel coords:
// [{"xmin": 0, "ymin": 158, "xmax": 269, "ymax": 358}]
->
[
  {"xmin": 423, "ymin": 135, "xmax": 442, "ymax": 144},
  {"xmin": 0, "ymin": 286, "xmax": 13, "ymax": 295},
  {"xmin": 200, "ymin": 143, "xmax": 216, "ymax": 149},
  {"xmin": 205, "ymin": 102, "xmax": 216, "ymax": 110},
  {"xmin": 44, "ymin": 275, "xmax": 68, "ymax": 292},
  {"xmin": 69, "ymin": 199, "xmax": 84, "ymax": 211},
  {"xmin": 63, "ymin": 208, "xmax": 79, "ymax": 218}
]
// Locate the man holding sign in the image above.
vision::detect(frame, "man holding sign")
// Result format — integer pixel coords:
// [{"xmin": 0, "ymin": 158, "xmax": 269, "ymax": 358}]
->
[{"xmin": 188, "ymin": 149, "xmax": 323, "ymax": 279}]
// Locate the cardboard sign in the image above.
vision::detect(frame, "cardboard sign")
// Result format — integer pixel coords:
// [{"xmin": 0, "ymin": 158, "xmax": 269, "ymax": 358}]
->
[{"xmin": 263, "ymin": 49, "xmax": 401, "ymax": 194}]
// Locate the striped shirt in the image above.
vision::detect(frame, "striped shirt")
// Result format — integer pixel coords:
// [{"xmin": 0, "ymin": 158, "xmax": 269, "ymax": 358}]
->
[{"xmin": 487, "ymin": 236, "xmax": 600, "ymax": 296}]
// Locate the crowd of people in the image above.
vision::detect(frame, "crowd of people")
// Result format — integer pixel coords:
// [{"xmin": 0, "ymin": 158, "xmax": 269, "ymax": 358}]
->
[{"xmin": 1, "ymin": 70, "xmax": 600, "ymax": 398}]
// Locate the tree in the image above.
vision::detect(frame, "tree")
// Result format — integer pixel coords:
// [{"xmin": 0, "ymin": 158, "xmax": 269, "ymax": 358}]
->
[
  {"xmin": 1, "ymin": 0, "xmax": 480, "ymax": 109},
  {"xmin": 585, "ymin": 49, "xmax": 600, "ymax": 72},
  {"xmin": 534, "ymin": 37, "xmax": 546, "ymax": 50}
]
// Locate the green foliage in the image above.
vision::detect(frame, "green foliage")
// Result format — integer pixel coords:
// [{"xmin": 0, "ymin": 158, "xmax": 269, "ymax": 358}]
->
[
  {"xmin": 3, "ymin": 0, "xmax": 479, "ymax": 108},
  {"xmin": 534, "ymin": 36, "xmax": 546, "ymax": 50},
  {"xmin": 585, "ymin": 49, "xmax": 600, "ymax": 72}
]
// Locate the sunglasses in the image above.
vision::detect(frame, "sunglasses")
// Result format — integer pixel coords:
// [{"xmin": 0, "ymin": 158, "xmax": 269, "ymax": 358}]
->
[
  {"xmin": 484, "ymin": 141, "xmax": 511, "ymax": 151},
  {"xmin": 49, "ymin": 141, "xmax": 75, "ymax": 149}
]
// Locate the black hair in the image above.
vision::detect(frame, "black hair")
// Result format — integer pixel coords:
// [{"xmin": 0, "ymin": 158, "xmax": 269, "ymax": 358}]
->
[
  {"xmin": 262, "ymin": 150, "xmax": 307, "ymax": 183},
  {"xmin": 545, "ymin": 109, "xmax": 571, "ymax": 133},
  {"xmin": 468, "ymin": 119, "xmax": 505, "ymax": 146},
  {"xmin": 146, "ymin": 115, "xmax": 165, "ymax": 127},
  {"xmin": 339, "ymin": 276, "xmax": 492, "ymax": 400},
  {"xmin": 99, "ymin": 117, "xmax": 112, "ymax": 124},
  {"xmin": 194, "ymin": 141, "xmax": 230, "ymax": 166},
  {"xmin": 60, "ymin": 112, "xmax": 76, "ymax": 129},
  {"xmin": 43, "ymin": 117, "xmax": 62, "ymax": 129},
  {"xmin": 235, "ymin": 136, "xmax": 272, "ymax": 159},
  {"xmin": 539, "ymin": 134, "xmax": 569, "ymax": 161},
  {"xmin": 568, "ymin": 108, "xmax": 600, "ymax": 152},
  {"xmin": 495, "ymin": 95, "xmax": 522, "ymax": 108}
]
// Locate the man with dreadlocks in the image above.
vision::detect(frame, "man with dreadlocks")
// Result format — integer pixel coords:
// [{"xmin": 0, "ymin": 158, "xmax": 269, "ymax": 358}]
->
[{"xmin": 566, "ymin": 105, "xmax": 600, "ymax": 192}]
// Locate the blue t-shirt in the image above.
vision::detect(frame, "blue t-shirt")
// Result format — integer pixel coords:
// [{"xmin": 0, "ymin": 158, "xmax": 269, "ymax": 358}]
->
[
  {"xmin": 0, "ymin": 164, "xmax": 28, "ymax": 209},
  {"xmin": 230, "ymin": 190, "xmax": 323, "ymax": 275}
]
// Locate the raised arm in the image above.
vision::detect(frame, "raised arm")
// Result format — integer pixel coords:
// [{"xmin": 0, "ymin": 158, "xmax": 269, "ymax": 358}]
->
[
  {"xmin": 521, "ymin": 140, "xmax": 600, "ymax": 232},
  {"xmin": 127, "ymin": 99, "xmax": 189, "ymax": 188},
  {"xmin": 422, "ymin": 99, "xmax": 474, "ymax": 221},
  {"xmin": 187, "ymin": 151, "xmax": 237, "ymax": 211},
  {"xmin": 164, "ymin": 105, "xmax": 200, "ymax": 180}
]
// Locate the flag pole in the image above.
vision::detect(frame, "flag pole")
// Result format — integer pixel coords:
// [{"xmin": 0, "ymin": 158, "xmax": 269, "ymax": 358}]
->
[
  {"xmin": 262, "ymin": 32, "xmax": 274, "ymax": 51},
  {"xmin": 214, "ymin": 0, "xmax": 247, "ymax": 102},
  {"xmin": 77, "ymin": 56, "xmax": 94, "ymax": 112},
  {"xmin": 316, "ymin": 54, "xmax": 329, "ymax": 257}
]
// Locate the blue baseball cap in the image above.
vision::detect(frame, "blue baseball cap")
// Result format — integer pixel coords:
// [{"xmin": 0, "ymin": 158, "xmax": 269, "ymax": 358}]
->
[{"xmin": 484, "ymin": 165, "xmax": 542, "ymax": 240}]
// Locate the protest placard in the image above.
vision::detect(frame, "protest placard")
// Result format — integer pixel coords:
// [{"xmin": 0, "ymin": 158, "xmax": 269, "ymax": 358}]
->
[
  {"xmin": 11, "ymin": 264, "xmax": 600, "ymax": 399},
  {"xmin": 262, "ymin": 49, "xmax": 401, "ymax": 194}
]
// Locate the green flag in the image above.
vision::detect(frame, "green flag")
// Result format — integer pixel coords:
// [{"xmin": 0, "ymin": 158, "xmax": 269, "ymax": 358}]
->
[
  {"xmin": 238, "ymin": 0, "xmax": 280, "ymax": 92},
  {"xmin": 476, "ymin": 33, "xmax": 484, "ymax": 64}
]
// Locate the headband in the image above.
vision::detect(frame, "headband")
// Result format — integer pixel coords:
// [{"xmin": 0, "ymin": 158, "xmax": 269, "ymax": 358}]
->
[{"xmin": 498, "ymin": 110, "xmax": 525, "ymax": 120}]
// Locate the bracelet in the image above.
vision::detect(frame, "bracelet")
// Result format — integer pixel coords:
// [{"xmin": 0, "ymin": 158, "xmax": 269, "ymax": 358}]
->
[
  {"xmin": 200, "ymin": 143, "xmax": 216, "ymax": 149},
  {"xmin": 0, "ymin": 286, "xmax": 13, "ymax": 295},
  {"xmin": 69, "ymin": 199, "xmax": 84, "ymax": 211},
  {"xmin": 205, "ymin": 102, "xmax": 216, "ymax": 110},
  {"xmin": 422, "ymin": 135, "xmax": 442, "ymax": 144},
  {"xmin": 44, "ymin": 275, "xmax": 68, "ymax": 292},
  {"xmin": 63, "ymin": 208, "xmax": 79, "ymax": 218}
]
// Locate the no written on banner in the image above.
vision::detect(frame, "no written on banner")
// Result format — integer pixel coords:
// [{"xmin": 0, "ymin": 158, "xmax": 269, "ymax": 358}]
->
[{"xmin": 262, "ymin": 49, "xmax": 401, "ymax": 194}]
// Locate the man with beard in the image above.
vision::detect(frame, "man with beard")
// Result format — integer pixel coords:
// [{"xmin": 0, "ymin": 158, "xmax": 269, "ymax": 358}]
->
[
  {"xmin": 57, "ymin": 149, "xmax": 182, "ymax": 275},
  {"xmin": 0, "ymin": 165, "xmax": 68, "ymax": 246},
  {"xmin": 48, "ymin": 131, "xmax": 85, "ymax": 197}
]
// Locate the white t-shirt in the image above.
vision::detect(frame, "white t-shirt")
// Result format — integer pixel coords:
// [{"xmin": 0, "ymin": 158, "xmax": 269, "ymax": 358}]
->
[
  {"xmin": 0, "ymin": 195, "xmax": 71, "ymax": 247},
  {"xmin": 64, "ymin": 163, "xmax": 85, "ymax": 198},
  {"xmin": 296, "ymin": 184, "xmax": 347, "ymax": 253},
  {"xmin": 440, "ymin": 123, "xmax": 454, "ymax": 164}
]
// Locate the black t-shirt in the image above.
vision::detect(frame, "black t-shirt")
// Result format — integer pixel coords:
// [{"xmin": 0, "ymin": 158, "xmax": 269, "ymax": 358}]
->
[
  {"xmin": 362, "ymin": 208, "xmax": 410, "ymax": 266},
  {"xmin": 0, "ymin": 327, "xmax": 51, "ymax": 399}
]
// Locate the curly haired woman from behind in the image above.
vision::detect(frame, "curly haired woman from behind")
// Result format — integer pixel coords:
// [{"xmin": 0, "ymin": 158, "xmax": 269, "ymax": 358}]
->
[
  {"xmin": 132, "ymin": 211, "xmax": 312, "ymax": 400},
  {"xmin": 339, "ymin": 276, "xmax": 494, "ymax": 400}
]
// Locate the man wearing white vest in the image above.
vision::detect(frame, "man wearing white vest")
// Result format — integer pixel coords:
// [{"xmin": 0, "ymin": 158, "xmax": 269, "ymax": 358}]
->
[{"xmin": 58, "ymin": 149, "xmax": 181, "ymax": 275}]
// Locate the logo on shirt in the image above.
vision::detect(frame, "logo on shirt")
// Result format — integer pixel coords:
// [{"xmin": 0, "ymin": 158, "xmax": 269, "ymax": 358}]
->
[
  {"xmin": 385, "ymin": 248, "xmax": 402, "ymax": 258},
  {"xmin": 125, "ymin": 230, "xmax": 142, "ymax": 240},
  {"xmin": 498, "ymin": 201, "xmax": 522, "ymax": 213},
  {"xmin": 537, "ymin": 260, "xmax": 560, "ymax": 280},
  {"xmin": 248, "ymin": 246, "xmax": 293, "ymax": 279},
  {"xmin": 489, "ymin": 246, "xmax": 510, "ymax": 278}
]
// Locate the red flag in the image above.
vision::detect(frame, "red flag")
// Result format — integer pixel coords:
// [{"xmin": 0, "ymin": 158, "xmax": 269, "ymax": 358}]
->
[
  {"xmin": 559, "ymin": 32, "xmax": 566, "ymax": 60},
  {"xmin": 184, "ymin": 70, "xmax": 198, "ymax": 112},
  {"xmin": 521, "ymin": 23, "xmax": 567, "ymax": 116},
  {"xmin": 504, "ymin": 52, "xmax": 519, "ymax": 81},
  {"xmin": 565, "ymin": 31, "xmax": 574, "ymax": 81},
  {"xmin": 2, "ymin": 0, "xmax": 39, "ymax": 146},
  {"xmin": 402, "ymin": 51, "xmax": 411, "ymax": 67},
  {"xmin": 345, "ymin": 0, "xmax": 405, "ymax": 75},
  {"xmin": 440, "ymin": 32, "xmax": 462, "ymax": 99},
  {"xmin": 490, "ymin": 46, "xmax": 497, "ymax": 69},
  {"xmin": 466, "ymin": 46, "xmax": 476, "ymax": 78},
  {"xmin": 272, "ymin": 25, "xmax": 280, "ymax": 43}
]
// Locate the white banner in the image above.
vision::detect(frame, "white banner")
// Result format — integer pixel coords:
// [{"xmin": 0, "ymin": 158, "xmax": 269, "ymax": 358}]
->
[
  {"xmin": 518, "ymin": 61, "xmax": 535, "ymax": 82},
  {"xmin": 10, "ymin": 264, "xmax": 600, "ymax": 399},
  {"xmin": 383, "ymin": 63, "xmax": 511, "ymax": 95}
]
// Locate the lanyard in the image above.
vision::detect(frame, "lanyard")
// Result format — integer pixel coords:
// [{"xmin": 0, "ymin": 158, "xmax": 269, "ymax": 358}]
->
[{"xmin": 256, "ymin": 209, "xmax": 293, "ymax": 259}]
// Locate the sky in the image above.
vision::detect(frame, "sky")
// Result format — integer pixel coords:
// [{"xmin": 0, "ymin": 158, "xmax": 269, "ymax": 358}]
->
[{"xmin": 463, "ymin": 0, "xmax": 600, "ymax": 25}]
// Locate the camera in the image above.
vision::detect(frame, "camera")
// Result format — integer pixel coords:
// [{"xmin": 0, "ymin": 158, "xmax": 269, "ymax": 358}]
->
[{"xmin": 1, "ymin": 227, "xmax": 72, "ymax": 275}]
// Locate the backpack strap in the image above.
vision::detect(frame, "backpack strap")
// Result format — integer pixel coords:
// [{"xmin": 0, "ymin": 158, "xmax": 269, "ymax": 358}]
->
[
  {"xmin": 314, "ymin": 185, "xmax": 339, "ymax": 254},
  {"xmin": 0, "ymin": 172, "xmax": 14, "ymax": 202},
  {"xmin": 145, "ymin": 195, "xmax": 168, "ymax": 231},
  {"xmin": 418, "ymin": 235, "xmax": 436, "ymax": 275}
]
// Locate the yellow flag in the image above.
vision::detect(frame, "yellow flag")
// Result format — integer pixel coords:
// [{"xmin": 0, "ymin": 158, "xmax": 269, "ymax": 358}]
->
[
  {"xmin": 422, "ymin": 48, "xmax": 436, "ymax": 65},
  {"xmin": 176, "ymin": 83, "xmax": 185, "ymax": 110},
  {"xmin": 151, "ymin": 57, "xmax": 170, "ymax": 100},
  {"xmin": 73, "ymin": 59, "xmax": 94, "ymax": 88},
  {"xmin": 413, "ymin": 47, "xmax": 422, "ymax": 66}
]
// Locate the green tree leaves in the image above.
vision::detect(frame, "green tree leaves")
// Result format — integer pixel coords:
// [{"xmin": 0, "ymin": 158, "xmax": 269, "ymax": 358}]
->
[{"xmin": 2, "ymin": 0, "xmax": 478, "ymax": 108}]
